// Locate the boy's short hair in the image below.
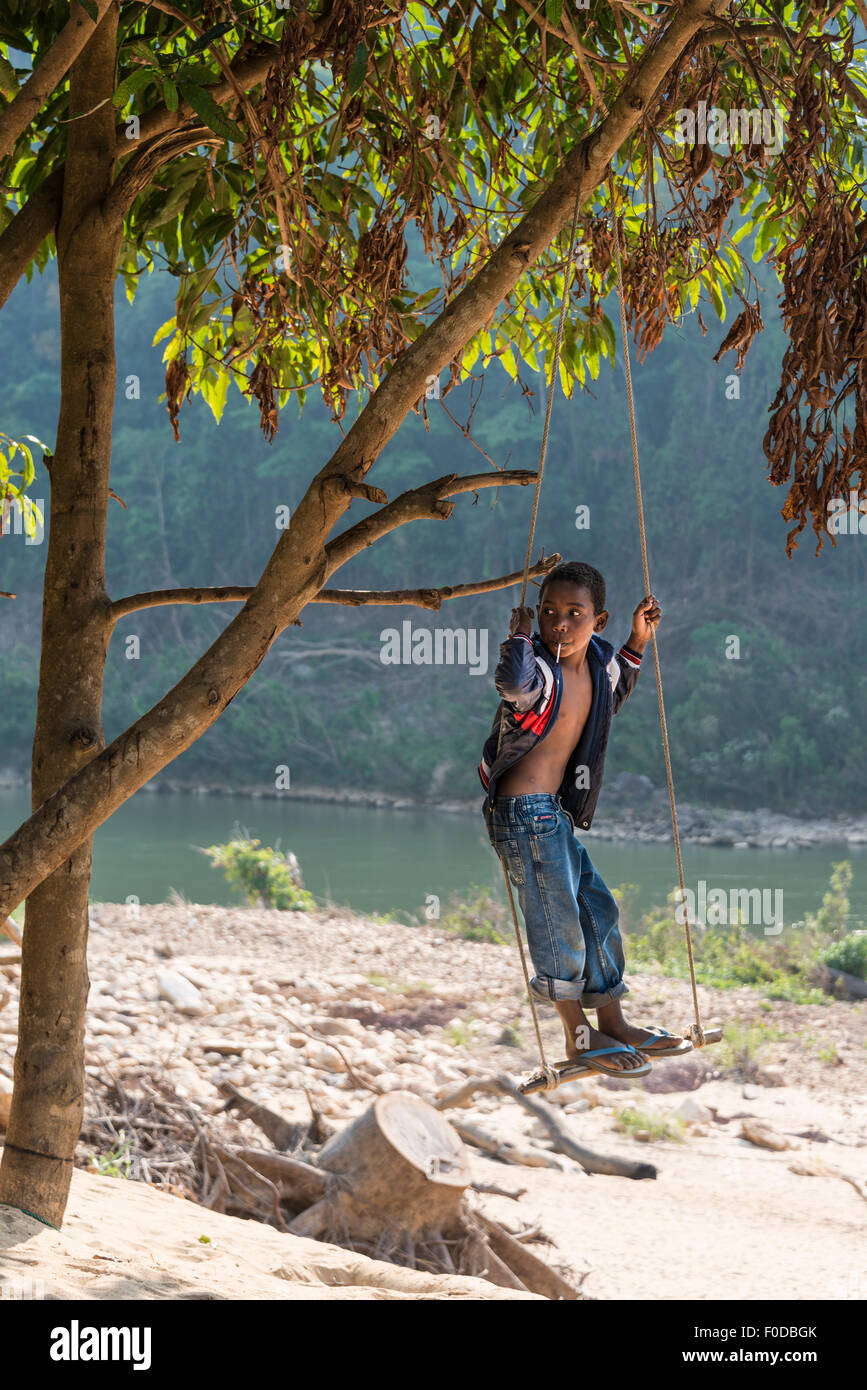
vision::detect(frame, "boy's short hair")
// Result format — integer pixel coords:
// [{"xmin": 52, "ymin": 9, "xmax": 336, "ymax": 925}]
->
[{"xmin": 539, "ymin": 561, "xmax": 606, "ymax": 615}]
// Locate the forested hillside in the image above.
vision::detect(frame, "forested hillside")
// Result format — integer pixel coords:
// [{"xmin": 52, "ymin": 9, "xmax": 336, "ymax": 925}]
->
[{"xmin": 2, "ymin": 243, "xmax": 865, "ymax": 814}]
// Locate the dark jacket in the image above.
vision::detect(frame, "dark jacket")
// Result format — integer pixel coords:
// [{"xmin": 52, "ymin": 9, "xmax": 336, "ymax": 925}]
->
[{"xmin": 478, "ymin": 631, "xmax": 642, "ymax": 833}]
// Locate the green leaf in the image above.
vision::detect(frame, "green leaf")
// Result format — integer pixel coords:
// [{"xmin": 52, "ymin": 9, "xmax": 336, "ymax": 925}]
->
[
  {"xmin": 0, "ymin": 49, "xmax": 18, "ymax": 98},
  {"xmin": 113, "ymin": 67, "xmax": 160, "ymax": 109},
  {"xmin": 187, "ymin": 21, "xmax": 235, "ymax": 57},
  {"xmin": 180, "ymin": 83, "xmax": 244, "ymax": 143},
  {"xmin": 706, "ymin": 274, "xmax": 726, "ymax": 321},
  {"xmin": 162, "ymin": 75, "xmax": 179, "ymax": 111},
  {"xmin": 79, "ymin": 0, "xmax": 99, "ymax": 21},
  {"xmin": 545, "ymin": 0, "xmax": 563, "ymax": 25},
  {"xmin": 347, "ymin": 43, "xmax": 368, "ymax": 95},
  {"xmin": 199, "ymin": 368, "xmax": 228, "ymax": 424},
  {"xmin": 18, "ymin": 442, "xmax": 33, "ymax": 489},
  {"xmin": 152, "ymin": 317, "xmax": 177, "ymax": 346},
  {"xmin": 194, "ymin": 209, "xmax": 237, "ymax": 244}
]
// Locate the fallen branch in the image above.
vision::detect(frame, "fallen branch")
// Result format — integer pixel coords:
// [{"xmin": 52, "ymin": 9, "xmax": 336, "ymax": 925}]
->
[
  {"xmin": 451, "ymin": 1118, "xmax": 565, "ymax": 1169},
  {"xmin": 471, "ymin": 1180, "xmax": 527, "ymax": 1200},
  {"xmin": 217, "ymin": 1080, "xmax": 309, "ymax": 1151},
  {"xmin": 218, "ymin": 1145, "xmax": 329, "ymax": 1209},
  {"xmin": 436, "ymin": 1073, "xmax": 657, "ymax": 1180},
  {"xmin": 789, "ymin": 1157, "xmax": 867, "ymax": 1204},
  {"xmin": 473, "ymin": 1210, "xmax": 581, "ymax": 1301}
]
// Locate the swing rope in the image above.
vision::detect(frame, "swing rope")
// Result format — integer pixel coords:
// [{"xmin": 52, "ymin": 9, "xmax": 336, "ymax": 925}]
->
[
  {"xmin": 493, "ymin": 174, "xmax": 704, "ymax": 1092},
  {"xmin": 494, "ymin": 184, "xmax": 585, "ymax": 1091},
  {"xmin": 607, "ymin": 172, "xmax": 704, "ymax": 1048}
]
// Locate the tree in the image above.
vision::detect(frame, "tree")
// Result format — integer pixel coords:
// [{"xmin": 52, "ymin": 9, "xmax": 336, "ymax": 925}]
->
[{"xmin": 0, "ymin": 0, "xmax": 864, "ymax": 1225}]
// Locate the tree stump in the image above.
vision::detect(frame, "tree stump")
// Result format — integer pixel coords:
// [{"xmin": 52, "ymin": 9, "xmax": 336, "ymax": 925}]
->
[{"xmin": 290, "ymin": 1091, "xmax": 471, "ymax": 1244}]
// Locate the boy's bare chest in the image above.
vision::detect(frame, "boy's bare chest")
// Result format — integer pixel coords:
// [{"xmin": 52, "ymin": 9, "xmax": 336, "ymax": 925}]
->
[{"xmin": 547, "ymin": 664, "xmax": 593, "ymax": 752}]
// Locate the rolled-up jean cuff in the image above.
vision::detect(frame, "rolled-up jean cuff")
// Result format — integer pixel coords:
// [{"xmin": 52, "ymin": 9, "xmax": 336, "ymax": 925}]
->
[
  {"xmin": 529, "ymin": 975, "xmax": 585, "ymax": 1003},
  {"xmin": 530, "ymin": 977, "xmax": 630, "ymax": 1008},
  {"xmin": 581, "ymin": 981, "xmax": 630, "ymax": 1009}
]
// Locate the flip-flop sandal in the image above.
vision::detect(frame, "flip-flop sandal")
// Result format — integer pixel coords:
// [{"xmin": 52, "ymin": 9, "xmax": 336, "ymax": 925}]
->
[
  {"xmin": 519, "ymin": 1044, "xmax": 651, "ymax": 1094},
  {"xmin": 634, "ymin": 1025, "xmax": 693, "ymax": 1059}
]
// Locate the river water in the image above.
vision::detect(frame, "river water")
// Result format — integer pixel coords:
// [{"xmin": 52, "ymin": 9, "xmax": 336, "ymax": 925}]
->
[{"xmin": 1, "ymin": 789, "xmax": 864, "ymax": 930}]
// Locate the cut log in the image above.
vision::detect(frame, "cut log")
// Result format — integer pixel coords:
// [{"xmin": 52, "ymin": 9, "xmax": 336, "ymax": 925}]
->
[{"xmin": 311, "ymin": 1091, "xmax": 472, "ymax": 1242}]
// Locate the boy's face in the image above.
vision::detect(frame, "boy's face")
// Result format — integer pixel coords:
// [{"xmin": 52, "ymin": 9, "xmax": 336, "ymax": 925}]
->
[{"xmin": 537, "ymin": 580, "xmax": 608, "ymax": 657}]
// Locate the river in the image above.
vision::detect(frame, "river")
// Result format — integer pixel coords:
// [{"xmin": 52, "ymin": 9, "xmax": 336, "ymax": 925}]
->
[{"xmin": 1, "ymin": 789, "xmax": 864, "ymax": 929}]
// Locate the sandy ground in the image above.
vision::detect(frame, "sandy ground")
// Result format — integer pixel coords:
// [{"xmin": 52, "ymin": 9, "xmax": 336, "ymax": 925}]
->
[
  {"xmin": 0, "ymin": 1166, "xmax": 536, "ymax": 1300},
  {"xmin": 1, "ymin": 902, "xmax": 866, "ymax": 1301}
]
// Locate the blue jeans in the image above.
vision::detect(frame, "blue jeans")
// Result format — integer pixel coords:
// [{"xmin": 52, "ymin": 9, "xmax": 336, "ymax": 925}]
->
[{"xmin": 483, "ymin": 792, "xmax": 629, "ymax": 1008}]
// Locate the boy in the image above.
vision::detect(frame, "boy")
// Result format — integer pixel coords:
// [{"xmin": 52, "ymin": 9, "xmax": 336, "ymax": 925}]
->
[{"xmin": 479, "ymin": 560, "xmax": 688, "ymax": 1076}]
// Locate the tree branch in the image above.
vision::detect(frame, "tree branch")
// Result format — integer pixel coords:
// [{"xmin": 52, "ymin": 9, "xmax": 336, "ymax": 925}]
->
[
  {"xmin": 323, "ymin": 470, "xmax": 539, "ymax": 578},
  {"xmin": 0, "ymin": 0, "xmax": 734, "ymax": 925},
  {"xmin": 697, "ymin": 16, "xmax": 867, "ymax": 117},
  {"xmin": 108, "ymin": 554, "xmax": 561, "ymax": 623},
  {"xmin": 103, "ymin": 125, "xmax": 221, "ymax": 221},
  {"xmin": 0, "ymin": 167, "xmax": 65, "ymax": 313},
  {"xmin": 0, "ymin": 0, "xmax": 113, "ymax": 165}
]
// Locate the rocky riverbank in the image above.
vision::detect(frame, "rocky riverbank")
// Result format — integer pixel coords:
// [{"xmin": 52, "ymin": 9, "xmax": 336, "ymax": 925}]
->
[
  {"xmin": 3, "ymin": 766, "xmax": 863, "ymax": 850},
  {"xmin": 2, "ymin": 900, "xmax": 866, "ymax": 1300}
]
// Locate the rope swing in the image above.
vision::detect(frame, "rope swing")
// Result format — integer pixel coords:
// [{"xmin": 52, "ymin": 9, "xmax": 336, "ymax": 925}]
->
[{"xmin": 494, "ymin": 172, "xmax": 716, "ymax": 1095}]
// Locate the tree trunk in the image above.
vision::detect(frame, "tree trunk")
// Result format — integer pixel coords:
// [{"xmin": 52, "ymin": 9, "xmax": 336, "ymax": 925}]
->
[
  {"xmin": 0, "ymin": 2, "xmax": 121, "ymax": 1228},
  {"xmin": 290, "ymin": 1092, "xmax": 472, "ymax": 1244}
]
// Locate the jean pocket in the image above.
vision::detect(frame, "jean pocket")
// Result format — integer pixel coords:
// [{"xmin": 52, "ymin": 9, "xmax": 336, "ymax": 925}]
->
[
  {"xmin": 496, "ymin": 837, "xmax": 525, "ymax": 887},
  {"xmin": 523, "ymin": 806, "xmax": 560, "ymax": 839}
]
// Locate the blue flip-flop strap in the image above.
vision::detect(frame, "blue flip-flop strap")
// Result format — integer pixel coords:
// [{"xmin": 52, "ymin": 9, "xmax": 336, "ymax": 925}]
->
[{"xmin": 571, "ymin": 1044, "xmax": 639, "ymax": 1060}]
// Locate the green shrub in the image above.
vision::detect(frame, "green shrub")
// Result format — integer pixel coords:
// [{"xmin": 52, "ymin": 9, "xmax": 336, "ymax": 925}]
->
[
  {"xmin": 714, "ymin": 1020, "xmax": 788, "ymax": 1076},
  {"xmin": 438, "ymin": 883, "xmax": 511, "ymax": 945},
  {"xmin": 820, "ymin": 932, "xmax": 867, "ymax": 982},
  {"xmin": 614, "ymin": 1105, "xmax": 685, "ymax": 1143},
  {"xmin": 87, "ymin": 1135, "xmax": 133, "ymax": 1179},
  {"xmin": 805, "ymin": 861, "xmax": 853, "ymax": 938},
  {"xmin": 199, "ymin": 837, "xmax": 315, "ymax": 911}
]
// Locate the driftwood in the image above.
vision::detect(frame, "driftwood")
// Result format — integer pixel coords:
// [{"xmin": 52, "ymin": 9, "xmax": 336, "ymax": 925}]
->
[
  {"xmin": 221, "ymin": 1145, "xmax": 329, "ymax": 1208},
  {"xmin": 451, "ymin": 1118, "xmax": 565, "ymax": 1169},
  {"xmin": 471, "ymin": 1179, "xmax": 527, "ymax": 1200},
  {"xmin": 217, "ymin": 1080, "xmax": 309, "ymax": 1151},
  {"xmin": 436, "ymin": 1073, "xmax": 657, "ymax": 1180},
  {"xmin": 473, "ymin": 1210, "xmax": 581, "ymax": 1300},
  {"xmin": 789, "ymin": 1157, "xmax": 867, "ymax": 1204},
  {"xmin": 80, "ymin": 1074, "xmax": 583, "ymax": 1297}
]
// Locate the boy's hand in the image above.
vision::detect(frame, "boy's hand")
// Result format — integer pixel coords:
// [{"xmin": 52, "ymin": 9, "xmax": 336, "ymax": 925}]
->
[
  {"xmin": 509, "ymin": 605, "xmax": 535, "ymax": 637},
  {"xmin": 628, "ymin": 594, "xmax": 661, "ymax": 652}
]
